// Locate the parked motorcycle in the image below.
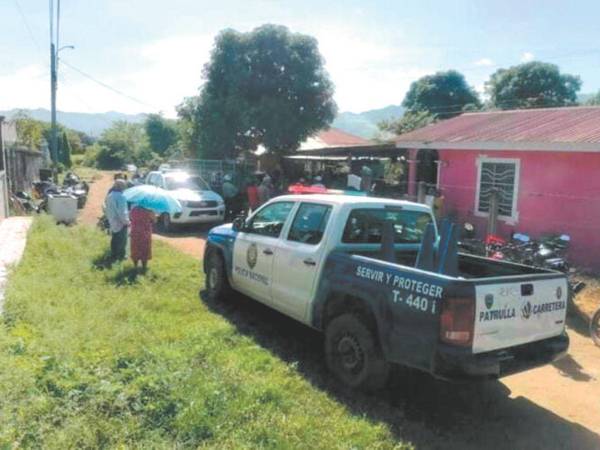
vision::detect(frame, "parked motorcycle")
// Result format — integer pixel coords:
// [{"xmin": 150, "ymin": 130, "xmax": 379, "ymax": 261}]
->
[{"xmin": 458, "ymin": 224, "xmax": 585, "ymax": 296}]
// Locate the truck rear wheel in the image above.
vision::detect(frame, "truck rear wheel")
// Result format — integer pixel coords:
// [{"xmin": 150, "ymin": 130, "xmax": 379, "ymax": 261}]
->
[
  {"xmin": 591, "ymin": 308, "xmax": 600, "ymax": 347},
  {"xmin": 325, "ymin": 313, "xmax": 390, "ymax": 390},
  {"xmin": 205, "ymin": 251, "xmax": 231, "ymax": 301}
]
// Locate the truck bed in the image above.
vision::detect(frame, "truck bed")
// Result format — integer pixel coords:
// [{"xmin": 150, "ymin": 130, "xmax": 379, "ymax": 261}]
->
[
  {"xmin": 322, "ymin": 246, "xmax": 568, "ymax": 376},
  {"xmin": 342, "ymin": 246, "xmax": 551, "ymax": 279}
]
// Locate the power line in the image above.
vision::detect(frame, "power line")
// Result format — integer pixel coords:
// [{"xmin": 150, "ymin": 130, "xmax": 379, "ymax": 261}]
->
[
  {"xmin": 60, "ymin": 59, "xmax": 159, "ymax": 111},
  {"xmin": 13, "ymin": 0, "xmax": 43, "ymax": 55}
]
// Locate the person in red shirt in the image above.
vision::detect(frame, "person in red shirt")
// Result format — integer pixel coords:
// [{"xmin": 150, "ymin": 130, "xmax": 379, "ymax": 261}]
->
[{"xmin": 130, "ymin": 206, "xmax": 155, "ymax": 272}]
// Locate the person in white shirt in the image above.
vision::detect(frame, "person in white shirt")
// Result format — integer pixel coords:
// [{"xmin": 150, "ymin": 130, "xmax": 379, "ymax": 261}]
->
[
  {"xmin": 311, "ymin": 175, "xmax": 325, "ymax": 188},
  {"xmin": 104, "ymin": 179, "xmax": 130, "ymax": 261}
]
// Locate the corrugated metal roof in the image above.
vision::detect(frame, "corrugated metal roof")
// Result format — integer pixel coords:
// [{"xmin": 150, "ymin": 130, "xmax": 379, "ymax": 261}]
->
[
  {"xmin": 395, "ymin": 107, "xmax": 600, "ymax": 149},
  {"xmin": 300, "ymin": 127, "xmax": 370, "ymax": 150}
]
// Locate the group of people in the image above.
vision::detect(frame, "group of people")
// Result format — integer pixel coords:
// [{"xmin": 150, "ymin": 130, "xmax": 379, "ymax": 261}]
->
[{"xmin": 104, "ymin": 176, "xmax": 155, "ymax": 271}]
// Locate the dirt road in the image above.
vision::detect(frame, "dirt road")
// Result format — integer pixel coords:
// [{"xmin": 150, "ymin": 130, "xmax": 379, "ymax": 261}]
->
[{"xmin": 82, "ymin": 171, "xmax": 600, "ymax": 449}]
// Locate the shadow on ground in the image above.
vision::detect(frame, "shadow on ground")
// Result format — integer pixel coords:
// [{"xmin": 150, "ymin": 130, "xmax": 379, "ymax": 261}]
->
[
  {"xmin": 153, "ymin": 223, "xmax": 211, "ymax": 239},
  {"xmin": 92, "ymin": 250, "xmax": 115, "ymax": 270},
  {"xmin": 200, "ymin": 290, "xmax": 600, "ymax": 449},
  {"xmin": 552, "ymin": 354, "xmax": 594, "ymax": 382}
]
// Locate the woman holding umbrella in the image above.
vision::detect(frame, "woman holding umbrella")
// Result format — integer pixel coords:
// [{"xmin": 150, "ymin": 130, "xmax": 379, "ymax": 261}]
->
[
  {"xmin": 123, "ymin": 184, "xmax": 183, "ymax": 272},
  {"xmin": 130, "ymin": 206, "xmax": 155, "ymax": 272}
]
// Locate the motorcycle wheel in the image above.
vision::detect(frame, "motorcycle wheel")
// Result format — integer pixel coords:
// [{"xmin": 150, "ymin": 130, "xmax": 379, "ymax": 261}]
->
[{"xmin": 591, "ymin": 308, "xmax": 600, "ymax": 347}]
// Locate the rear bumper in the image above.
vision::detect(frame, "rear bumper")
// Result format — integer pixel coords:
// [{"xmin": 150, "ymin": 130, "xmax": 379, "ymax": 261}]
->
[{"xmin": 433, "ymin": 333, "xmax": 569, "ymax": 381}]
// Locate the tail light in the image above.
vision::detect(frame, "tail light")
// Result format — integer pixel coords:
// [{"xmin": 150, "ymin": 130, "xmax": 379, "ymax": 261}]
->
[{"xmin": 440, "ymin": 298, "xmax": 475, "ymax": 347}]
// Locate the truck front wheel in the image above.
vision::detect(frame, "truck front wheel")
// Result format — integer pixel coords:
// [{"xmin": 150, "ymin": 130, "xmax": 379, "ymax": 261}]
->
[
  {"xmin": 325, "ymin": 313, "xmax": 390, "ymax": 390},
  {"xmin": 205, "ymin": 251, "xmax": 231, "ymax": 301}
]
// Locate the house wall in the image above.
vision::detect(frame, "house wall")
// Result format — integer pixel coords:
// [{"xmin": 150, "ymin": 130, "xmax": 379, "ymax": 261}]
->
[{"xmin": 437, "ymin": 149, "xmax": 600, "ymax": 269}]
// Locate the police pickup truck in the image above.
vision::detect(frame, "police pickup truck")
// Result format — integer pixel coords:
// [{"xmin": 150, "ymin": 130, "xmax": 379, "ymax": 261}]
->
[{"xmin": 203, "ymin": 194, "xmax": 569, "ymax": 389}]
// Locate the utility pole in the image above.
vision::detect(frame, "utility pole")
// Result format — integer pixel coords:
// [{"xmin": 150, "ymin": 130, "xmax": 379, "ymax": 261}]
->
[{"xmin": 49, "ymin": 0, "xmax": 58, "ymax": 182}]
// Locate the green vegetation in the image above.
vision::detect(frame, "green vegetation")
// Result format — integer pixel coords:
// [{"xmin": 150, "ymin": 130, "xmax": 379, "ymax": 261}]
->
[
  {"xmin": 585, "ymin": 90, "xmax": 600, "ymax": 106},
  {"xmin": 0, "ymin": 217, "xmax": 407, "ymax": 449},
  {"xmin": 59, "ymin": 131, "xmax": 73, "ymax": 168},
  {"xmin": 486, "ymin": 61, "xmax": 581, "ymax": 109},
  {"xmin": 178, "ymin": 24, "xmax": 337, "ymax": 159},
  {"xmin": 402, "ymin": 70, "xmax": 481, "ymax": 119}
]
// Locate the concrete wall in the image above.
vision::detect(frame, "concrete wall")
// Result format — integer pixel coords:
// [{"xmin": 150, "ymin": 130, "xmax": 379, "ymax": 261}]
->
[{"xmin": 438, "ymin": 149, "xmax": 600, "ymax": 269}]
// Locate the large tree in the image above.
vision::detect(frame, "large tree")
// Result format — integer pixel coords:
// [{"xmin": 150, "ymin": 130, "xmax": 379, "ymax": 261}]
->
[
  {"xmin": 486, "ymin": 61, "xmax": 581, "ymax": 109},
  {"xmin": 179, "ymin": 24, "xmax": 337, "ymax": 159},
  {"xmin": 144, "ymin": 114, "xmax": 178, "ymax": 156},
  {"xmin": 96, "ymin": 121, "xmax": 150, "ymax": 169},
  {"xmin": 402, "ymin": 70, "xmax": 481, "ymax": 119}
]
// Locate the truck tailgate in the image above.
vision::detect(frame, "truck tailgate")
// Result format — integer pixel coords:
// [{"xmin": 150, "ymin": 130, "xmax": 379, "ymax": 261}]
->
[{"xmin": 472, "ymin": 276, "xmax": 568, "ymax": 354}]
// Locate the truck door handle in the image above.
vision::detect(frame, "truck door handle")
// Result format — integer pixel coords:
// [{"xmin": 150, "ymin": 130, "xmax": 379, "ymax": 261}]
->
[
  {"xmin": 263, "ymin": 249, "xmax": 273, "ymax": 255},
  {"xmin": 303, "ymin": 258, "xmax": 316, "ymax": 266}
]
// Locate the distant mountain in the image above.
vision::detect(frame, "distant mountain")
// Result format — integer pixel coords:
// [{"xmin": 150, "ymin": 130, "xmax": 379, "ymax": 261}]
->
[
  {"xmin": 0, "ymin": 108, "xmax": 146, "ymax": 136},
  {"xmin": 1, "ymin": 105, "xmax": 404, "ymax": 139},
  {"xmin": 332, "ymin": 105, "xmax": 404, "ymax": 138}
]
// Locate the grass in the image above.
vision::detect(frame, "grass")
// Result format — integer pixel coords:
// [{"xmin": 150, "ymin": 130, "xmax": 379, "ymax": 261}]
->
[{"xmin": 0, "ymin": 217, "xmax": 408, "ymax": 449}]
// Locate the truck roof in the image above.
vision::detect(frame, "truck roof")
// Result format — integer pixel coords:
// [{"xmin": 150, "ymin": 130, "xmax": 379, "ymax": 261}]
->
[{"xmin": 273, "ymin": 194, "xmax": 432, "ymax": 212}]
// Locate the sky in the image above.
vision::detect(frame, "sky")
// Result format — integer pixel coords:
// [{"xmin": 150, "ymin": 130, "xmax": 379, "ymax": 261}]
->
[{"xmin": 2, "ymin": 0, "xmax": 600, "ymax": 118}]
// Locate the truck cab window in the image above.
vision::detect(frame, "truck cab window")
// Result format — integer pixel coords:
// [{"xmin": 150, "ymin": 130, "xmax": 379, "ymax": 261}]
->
[
  {"xmin": 342, "ymin": 208, "xmax": 432, "ymax": 244},
  {"xmin": 246, "ymin": 202, "xmax": 294, "ymax": 237},
  {"xmin": 288, "ymin": 203, "xmax": 332, "ymax": 245}
]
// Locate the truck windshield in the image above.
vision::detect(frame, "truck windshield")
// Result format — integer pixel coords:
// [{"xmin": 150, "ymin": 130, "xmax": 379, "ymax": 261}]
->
[
  {"xmin": 342, "ymin": 208, "xmax": 433, "ymax": 244},
  {"xmin": 165, "ymin": 175, "xmax": 209, "ymax": 191}
]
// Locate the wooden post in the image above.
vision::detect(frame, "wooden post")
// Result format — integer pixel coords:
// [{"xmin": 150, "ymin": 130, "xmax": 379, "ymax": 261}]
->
[
  {"xmin": 487, "ymin": 187, "xmax": 499, "ymax": 236},
  {"xmin": 406, "ymin": 148, "xmax": 419, "ymax": 200}
]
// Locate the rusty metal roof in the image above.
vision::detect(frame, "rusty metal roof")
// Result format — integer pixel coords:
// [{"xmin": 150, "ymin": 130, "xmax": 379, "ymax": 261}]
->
[
  {"xmin": 299, "ymin": 127, "xmax": 370, "ymax": 151},
  {"xmin": 395, "ymin": 107, "xmax": 600, "ymax": 151}
]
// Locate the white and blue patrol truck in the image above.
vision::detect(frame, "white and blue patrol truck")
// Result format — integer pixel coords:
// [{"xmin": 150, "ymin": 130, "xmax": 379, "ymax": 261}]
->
[{"xmin": 203, "ymin": 194, "xmax": 569, "ymax": 390}]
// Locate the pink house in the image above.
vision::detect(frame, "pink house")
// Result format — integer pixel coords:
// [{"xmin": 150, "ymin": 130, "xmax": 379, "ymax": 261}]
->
[{"xmin": 395, "ymin": 107, "xmax": 600, "ymax": 269}]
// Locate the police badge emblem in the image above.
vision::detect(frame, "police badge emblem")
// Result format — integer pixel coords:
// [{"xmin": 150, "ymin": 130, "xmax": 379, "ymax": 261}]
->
[{"xmin": 247, "ymin": 243, "xmax": 258, "ymax": 269}]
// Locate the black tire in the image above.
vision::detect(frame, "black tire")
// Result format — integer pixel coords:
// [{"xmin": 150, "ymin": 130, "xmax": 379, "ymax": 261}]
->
[
  {"xmin": 324, "ymin": 313, "xmax": 390, "ymax": 390},
  {"xmin": 205, "ymin": 251, "xmax": 231, "ymax": 301},
  {"xmin": 158, "ymin": 213, "xmax": 172, "ymax": 233},
  {"xmin": 591, "ymin": 308, "xmax": 600, "ymax": 347}
]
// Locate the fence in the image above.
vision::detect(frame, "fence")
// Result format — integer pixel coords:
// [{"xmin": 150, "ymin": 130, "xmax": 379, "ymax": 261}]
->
[
  {"xmin": 5, "ymin": 147, "xmax": 44, "ymax": 193},
  {"xmin": 0, "ymin": 171, "xmax": 7, "ymax": 219}
]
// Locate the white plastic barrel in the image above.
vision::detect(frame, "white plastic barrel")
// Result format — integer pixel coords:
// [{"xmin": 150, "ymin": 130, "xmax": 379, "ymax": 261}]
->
[{"xmin": 47, "ymin": 194, "xmax": 78, "ymax": 224}]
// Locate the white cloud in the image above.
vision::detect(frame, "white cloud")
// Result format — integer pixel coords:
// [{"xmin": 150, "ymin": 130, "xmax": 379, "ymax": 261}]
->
[
  {"xmin": 1, "ymin": 29, "xmax": 431, "ymax": 116},
  {"xmin": 474, "ymin": 58, "xmax": 494, "ymax": 67},
  {"xmin": 312, "ymin": 27, "xmax": 430, "ymax": 111},
  {"xmin": 520, "ymin": 51, "xmax": 534, "ymax": 63},
  {"xmin": 0, "ymin": 64, "xmax": 49, "ymax": 111}
]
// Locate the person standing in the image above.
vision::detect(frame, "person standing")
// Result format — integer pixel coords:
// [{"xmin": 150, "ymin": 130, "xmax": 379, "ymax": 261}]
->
[
  {"xmin": 105, "ymin": 179, "xmax": 130, "ymax": 261},
  {"xmin": 311, "ymin": 175, "xmax": 325, "ymax": 189},
  {"xmin": 130, "ymin": 206, "xmax": 155, "ymax": 271},
  {"xmin": 257, "ymin": 175, "xmax": 273, "ymax": 206},
  {"xmin": 222, "ymin": 174, "xmax": 239, "ymax": 220}
]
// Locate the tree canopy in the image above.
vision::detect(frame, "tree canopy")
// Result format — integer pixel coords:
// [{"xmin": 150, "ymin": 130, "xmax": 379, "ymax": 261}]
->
[
  {"xmin": 144, "ymin": 114, "xmax": 178, "ymax": 156},
  {"xmin": 402, "ymin": 70, "xmax": 481, "ymax": 119},
  {"xmin": 485, "ymin": 61, "xmax": 581, "ymax": 109},
  {"xmin": 585, "ymin": 90, "xmax": 600, "ymax": 106},
  {"xmin": 96, "ymin": 121, "xmax": 150, "ymax": 169},
  {"xmin": 179, "ymin": 24, "xmax": 337, "ymax": 159},
  {"xmin": 378, "ymin": 110, "xmax": 436, "ymax": 136}
]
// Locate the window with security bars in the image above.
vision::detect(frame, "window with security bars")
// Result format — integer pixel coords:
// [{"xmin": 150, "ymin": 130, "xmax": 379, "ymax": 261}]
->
[{"xmin": 477, "ymin": 160, "xmax": 518, "ymax": 218}]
